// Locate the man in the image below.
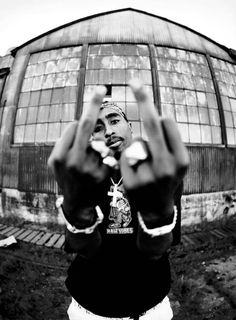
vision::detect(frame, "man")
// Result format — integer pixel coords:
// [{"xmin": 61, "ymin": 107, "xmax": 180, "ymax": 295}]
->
[{"xmin": 48, "ymin": 79, "xmax": 189, "ymax": 319}]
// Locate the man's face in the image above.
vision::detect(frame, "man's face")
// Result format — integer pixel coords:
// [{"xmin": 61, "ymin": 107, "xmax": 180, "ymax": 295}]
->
[{"xmin": 93, "ymin": 107, "xmax": 132, "ymax": 158}]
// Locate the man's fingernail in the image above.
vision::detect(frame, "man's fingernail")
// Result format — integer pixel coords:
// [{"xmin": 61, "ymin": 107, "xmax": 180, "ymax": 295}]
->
[
  {"xmin": 95, "ymin": 85, "xmax": 107, "ymax": 97},
  {"xmin": 128, "ymin": 78, "xmax": 143, "ymax": 91}
]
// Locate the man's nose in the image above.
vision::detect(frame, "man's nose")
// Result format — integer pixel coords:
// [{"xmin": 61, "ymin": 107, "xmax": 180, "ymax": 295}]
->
[{"xmin": 105, "ymin": 125, "xmax": 114, "ymax": 138}]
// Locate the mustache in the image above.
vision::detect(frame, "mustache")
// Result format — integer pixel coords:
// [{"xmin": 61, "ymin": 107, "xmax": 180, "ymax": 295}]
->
[{"xmin": 106, "ymin": 136, "xmax": 123, "ymax": 147}]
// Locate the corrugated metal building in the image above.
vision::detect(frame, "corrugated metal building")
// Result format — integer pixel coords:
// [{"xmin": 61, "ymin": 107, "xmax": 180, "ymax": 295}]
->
[{"xmin": 0, "ymin": 8, "xmax": 235, "ymax": 227}]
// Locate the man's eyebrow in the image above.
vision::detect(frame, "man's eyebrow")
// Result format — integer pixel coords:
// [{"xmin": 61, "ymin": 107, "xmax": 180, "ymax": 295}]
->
[{"xmin": 104, "ymin": 112, "xmax": 122, "ymax": 119}]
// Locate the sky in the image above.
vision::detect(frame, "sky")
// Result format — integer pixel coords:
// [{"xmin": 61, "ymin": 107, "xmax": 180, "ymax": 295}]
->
[{"xmin": 0, "ymin": 0, "xmax": 236, "ymax": 56}]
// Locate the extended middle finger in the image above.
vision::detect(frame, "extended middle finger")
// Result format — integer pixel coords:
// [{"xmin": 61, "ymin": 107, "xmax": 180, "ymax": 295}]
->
[
  {"xmin": 70, "ymin": 85, "xmax": 107, "ymax": 162},
  {"xmin": 129, "ymin": 78, "xmax": 167, "ymax": 154}
]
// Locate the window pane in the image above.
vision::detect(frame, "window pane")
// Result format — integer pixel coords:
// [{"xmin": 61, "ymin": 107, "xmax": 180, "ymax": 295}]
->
[
  {"xmin": 18, "ymin": 92, "xmax": 31, "ymax": 107},
  {"xmin": 160, "ymin": 87, "xmax": 174, "ymax": 104},
  {"xmin": 47, "ymin": 123, "xmax": 61, "ymax": 142},
  {"xmin": 38, "ymin": 105, "xmax": 50, "ymax": 123},
  {"xmin": 56, "ymin": 59, "xmax": 68, "ymax": 72},
  {"xmin": 206, "ymin": 93, "xmax": 218, "ymax": 109},
  {"xmin": 221, "ymin": 96, "xmax": 231, "ymax": 111},
  {"xmin": 111, "ymin": 69, "xmax": 125, "ymax": 84},
  {"xmin": 224, "ymin": 111, "xmax": 233, "ymax": 127},
  {"xmin": 186, "ymin": 90, "xmax": 197, "ymax": 106},
  {"xmin": 51, "ymin": 88, "xmax": 64, "ymax": 104},
  {"xmin": 197, "ymin": 92, "xmax": 207, "ymax": 106},
  {"xmin": 177, "ymin": 123, "xmax": 189, "ymax": 143},
  {"xmin": 187, "ymin": 106, "xmax": 199, "ymax": 123},
  {"xmin": 176, "ymin": 105, "xmax": 188, "ymax": 122},
  {"xmin": 24, "ymin": 124, "xmax": 36, "ymax": 142},
  {"xmin": 189, "ymin": 124, "xmax": 201, "ymax": 143},
  {"xmin": 230, "ymin": 98, "xmax": 236, "ymax": 112},
  {"xmin": 35, "ymin": 123, "xmax": 48, "ymax": 142},
  {"xmin": 29, "ymin": 91, "xmax": 40, "ymax": 106},
  {"xmin": 209, "ymin": 109, "xmax": 220, "ymax": 126},
  {"xmin": 126, "ymin": 87, "xmax": 136, "ymax": 102},
  {"xmin": 49, "ymin": 104, "xmax": 62, "ymax": 122},
  {"xmin": 199, "ymin": 107, "xmax": 210, "ymax": 124},
  {"xmin": 201, "ymin": 125, "xmax": 212, "ymax": 143},
  {"xmin": 66, "ymin": 71, "xmax": 78, "ymax": 86},
  {"xmin": 63, "ymin": 86, "xmax": 77, "ymax": 103},
  {"xmin": 15, "ymin": 109, "xmax": 27, "ymax": 125},
  {"xmin": 85, "ymin": 70, "xmax": 99, "ymax": 84},
  {"xmin": 226, "ymin": 127, "xmax": 235, "ymax": 144},
  {"xmin": 14, "ymin": 126, "xmax": 25, "ymax": 143},
  {"xmin": 130, "ymin": 121, "xmax": 141, "ymax": 138},
  {"xmin": 62, "ymin": 104, "xmax": 75, "ymax": 121},
  {"xmin": 126, "ymin": 102, "xmax": 139, "ymax": 120},
  {"xmin": 211, "ymin": 126, "xmax": 222, "ymax": 144},
  {"xmin": 27, "ymin": 107, "xmax": 38, "ymax": 124},
  {"xmin": 161, "ymin": 104, "xmax": 176, "ymax": 120},
  {"xmin": 112, "ymin": 56, "xmax": 126, "ymax": 69},
  {"xmin": 39, "ymin": 89, "xmax": 52, "ymax": 105},
  {"xmin": 126, "ymin": 69, "xmax": 139, "ymax": 82},
  {"xmin": 174, "ymin": 89, "xmax": 186, "ymax": 105},
  {"xmin": 111, "ymin": 86, "xmax": 126, "ymax": 101}
]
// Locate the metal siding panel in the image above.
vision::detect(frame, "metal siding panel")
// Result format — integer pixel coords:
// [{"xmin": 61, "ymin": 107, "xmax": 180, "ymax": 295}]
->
[
  {"xmin": 2, "ymin": 148, "xmax": 19, "ymax": 189},
  {"xmin": 19, "ymin": 146, "xmax": 57, "ymax": 193},
  {"xmin": 184, "ymin": 146, "xmax": 236, "ymax": 194},
  {"xmin": 14, "ymin": 10, "xmax": 233, "ymax": 62}
]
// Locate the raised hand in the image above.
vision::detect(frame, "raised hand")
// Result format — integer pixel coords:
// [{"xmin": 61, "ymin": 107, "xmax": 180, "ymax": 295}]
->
[
  {"xmin": 120, "ymin": 79, "xmax": 189, "ymax": 226},
  {"xmin": 47, "ymin": 86, "xmax": 111, "ymax": 226}
]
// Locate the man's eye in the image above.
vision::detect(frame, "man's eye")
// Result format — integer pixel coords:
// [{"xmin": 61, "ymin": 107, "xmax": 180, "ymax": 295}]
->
[
  {"xmin": 111, "ymin": 119, "xmax": 120, "ymax": 125},
  {"xmin": 94, "ymin": 125, "xmax": 103, "ymax": 133}
]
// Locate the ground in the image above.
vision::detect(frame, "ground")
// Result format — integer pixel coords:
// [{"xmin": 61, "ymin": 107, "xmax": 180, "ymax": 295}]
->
[{"xmin": 0, "ymin": 217, "xmax": 236, "ymax": 320}]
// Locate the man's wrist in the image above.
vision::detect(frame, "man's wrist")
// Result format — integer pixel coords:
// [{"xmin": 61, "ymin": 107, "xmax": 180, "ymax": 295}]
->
[
  {"xmin": 56, "ymin": 196, "xmax": 97, "ymax": 229},
  {"xmin": 139, "ymin": 202, "xmax": 175, "ymax": 228},
  {"xmin": 137, "ymin": 206, "xmax": 177, "ymax": 238},
  {"xmin": 62, "ymin": 205, "xmax": 97, "ymax": 229}
]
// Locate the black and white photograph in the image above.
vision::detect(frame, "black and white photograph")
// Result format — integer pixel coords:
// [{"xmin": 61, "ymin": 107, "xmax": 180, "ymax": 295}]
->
[{"xmin": 0, "ymin": 0, "xmax": 236, "ymax": 319}]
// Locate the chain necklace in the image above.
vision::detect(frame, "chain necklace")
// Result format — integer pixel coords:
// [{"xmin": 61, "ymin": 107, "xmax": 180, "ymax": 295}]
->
[{"xmin": 108, "ymin": 177, "xmax": 123, "ymax": 207}]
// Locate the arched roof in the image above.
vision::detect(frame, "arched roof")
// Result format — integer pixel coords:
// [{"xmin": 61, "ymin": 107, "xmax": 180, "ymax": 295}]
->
[{"xmin": 12, "ymin": 8, "xmax": 235, "ymax": 61}]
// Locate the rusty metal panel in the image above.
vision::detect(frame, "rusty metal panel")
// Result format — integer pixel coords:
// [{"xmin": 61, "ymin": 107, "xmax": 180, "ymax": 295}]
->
[
  {"xmin": 18, "ymin": 146, "xmax": 58, "ymax": 193},
  {"xmin": 1, "ymin": 148, "xmax": 19, "ymax": 188},
  {"xmin": 183, "ymin": 146, "xmax": 236, "ymax": 194},
  {"xmin": 15, "ymin": 9, "xmax": 233, "ymax": 62},
  {"xmin": 16, "ymin": 144, "xmax": 236, "ymax": 196}
]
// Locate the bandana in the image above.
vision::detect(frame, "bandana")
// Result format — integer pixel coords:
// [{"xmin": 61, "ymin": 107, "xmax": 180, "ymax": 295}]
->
[{"xmin": 100, "ymin": 101, "xmax": 128, "ymax": 122}]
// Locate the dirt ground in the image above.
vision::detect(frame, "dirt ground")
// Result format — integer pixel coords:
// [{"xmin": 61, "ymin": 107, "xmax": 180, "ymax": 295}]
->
[{"xmin": 0, "ymin": 219, "xmax": 236, "ymax": 320}]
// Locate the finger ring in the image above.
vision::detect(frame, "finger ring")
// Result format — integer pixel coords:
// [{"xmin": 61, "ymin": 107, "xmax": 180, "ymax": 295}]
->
[
  {"xmin": 124, "ymin": 140, "xmax": 149, "ymax": 167},
  {"xmin": 103, "ymin": 156, "xmax": 118, "ymax": 169},
  {"xmin": 90, "ymin": 140, "xmax": 110, "ymax": 158},
  {"xmin": 91, "ymin": 140, "xmax": 118, "ymax": 169}
]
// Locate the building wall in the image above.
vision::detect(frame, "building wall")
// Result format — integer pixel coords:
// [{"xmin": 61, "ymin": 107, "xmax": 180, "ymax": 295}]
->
[{"xmin": 0, "ymin": 10, "xmax": 236, "ymax": 227}]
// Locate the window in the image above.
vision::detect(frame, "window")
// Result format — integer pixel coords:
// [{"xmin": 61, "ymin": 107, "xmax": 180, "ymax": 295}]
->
[
  {"xmin": 211, "ymin": 58, "xmax": 236, "ymax": 145},
  {"xmin": 14, "ymin": 47, "xmax": 82, "ymax": 144},
  {"xmin": 0, "ymin": 68, "xmax": 10, "ymax": 129},
  {"xmin": 84, "ymin": 44, "xmax": 153, "ymax": 139},
  {"xmin": 155, "ymin": 47, "xmax": 222, "ymax": 144}
]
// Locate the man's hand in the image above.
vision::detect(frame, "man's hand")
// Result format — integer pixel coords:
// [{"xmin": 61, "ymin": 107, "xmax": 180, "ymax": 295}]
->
[
  {"xmin": 48, "ymin": 86, "xmax": 110, "ymax": 227},
  {"xmin": 120, "ymin": 79, "xmax": 189, "ymax": 227}
]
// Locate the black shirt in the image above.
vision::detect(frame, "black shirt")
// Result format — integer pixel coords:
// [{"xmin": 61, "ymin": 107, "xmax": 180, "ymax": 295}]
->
[{"xmin": 65, "ymin": 183, "xmax": 172, "ymax": 318}]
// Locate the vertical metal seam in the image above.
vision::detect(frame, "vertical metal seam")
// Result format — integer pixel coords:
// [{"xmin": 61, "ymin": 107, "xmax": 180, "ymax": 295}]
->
[
  {"xmin": 149, "ymin": 44, "xmax": 162, "ymax": 114},
  {"xmin": 206, "ymin": 54, "xmax": 227, "ymax": 147},
  {"xmin": 75, "ymin": 44, "xmax": 88, "ymax": 120}
]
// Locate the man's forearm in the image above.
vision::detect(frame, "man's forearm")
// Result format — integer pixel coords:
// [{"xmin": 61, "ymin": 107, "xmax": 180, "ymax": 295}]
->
[
  {"xmin": 64, "ymin": 228, "xmax": 102, "ymax": 257},
  {"xmin": 136, "ymin": 229, "xmax": 173, "ymax": 259},
  {"xmin": 136, "ymin": 207, "xmax": 175, "ymax": 259},
  {"xmin": 62, "ymin": 205, "xmax": 103, "ymax": 257}
]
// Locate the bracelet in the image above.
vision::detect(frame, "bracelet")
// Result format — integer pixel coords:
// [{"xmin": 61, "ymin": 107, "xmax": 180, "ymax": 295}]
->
[
  {"xmin": 56, "ymin": 196, "xmax": 104, "ymax": 234},
  {"xmin": 137, "ymin": 206, "xmax": 177, "ymax": 237}
]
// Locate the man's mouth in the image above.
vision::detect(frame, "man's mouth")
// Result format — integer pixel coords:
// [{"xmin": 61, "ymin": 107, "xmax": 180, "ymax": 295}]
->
[{"xmin": 107, "ymin": 138, "xmax": 123, "ymax": 149}]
